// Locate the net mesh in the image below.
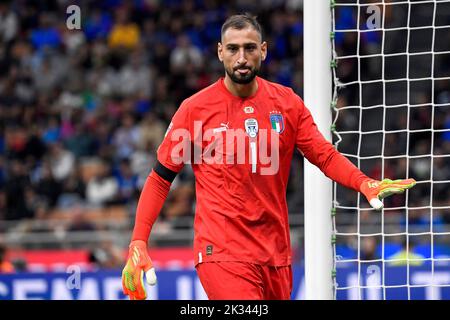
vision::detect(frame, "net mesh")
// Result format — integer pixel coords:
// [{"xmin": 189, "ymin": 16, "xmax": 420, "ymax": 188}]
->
[{"xmin": 330, "ymin": 0, "xmax": 450, "ymax": 299}]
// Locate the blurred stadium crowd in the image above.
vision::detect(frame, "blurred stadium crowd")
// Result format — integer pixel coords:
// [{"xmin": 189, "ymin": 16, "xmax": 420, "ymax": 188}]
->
[
  {"xmin": 332, "ymin": 1, "xmax": 450, "ymax": 260},
  {"xmin": 0, "ymin": 0, "xmax": 449, "ymax": 271},
  {"xmin": 0, "ymin": 0, "xmax": 304, "ymax": 260}
]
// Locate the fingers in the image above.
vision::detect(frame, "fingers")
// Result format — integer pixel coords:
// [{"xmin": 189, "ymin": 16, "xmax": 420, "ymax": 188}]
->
[
  {"xmin": 121, "ymin": 272, "xmax": 130, "ymax": 296},
  {"xmin": 401, "ymin": 178, "xmax": 416, "ymax": 190},
  {"xmin": 393, "ymin": 178, "xmax": 416, "ymax": 186},
  {"xmin": 122, "ymin": 275, "xmax": 138, "ymax": 300},
  {"xmin": 122, "ymin": 272, "xmax": 128, "ymax": 295},
  {"xmin": 361, "ymin": 178, "xmax": 417, "ymax": 210},
  {"xmin": 127, "ymin": 269, "xmax": 156, "ymax": 300},
  {"xmin": 130, "ymin": 269, "xmax": 147, "ymax": 300},
  {"xmin": 378, "ymin": 187, "xmax": 405, "ymax": 199},
  {"xmin": 378, "ymin": 178, "xmax": 417, "ymax": 199},
  {"xmin": 142, "ymin": 256, "xmax": 157, "ymax": 286},
  {"xmin": 382, "ymin": 178, "xmax": 416, "ymax": 189},
  {"xmin": 145, "ymin": 267, "xmax": 157, "ymax": 286},
  {"xmin": 369, "ymin": 198, "xmax": 384, "ymax": 210},
  {"xmin": 370, "ymin": 178, "xmax": 417, "ymax": 209},
  {"xmin": 122, "ymin": 267, "xmax": 147, "ymax": 300},
  {"xmin": 126, "ymin": 289, "xmax": 142, "ymax": 300},
  {"xmin": 122, "ymin": 269, "xmax": 136, "ymax": 300}
]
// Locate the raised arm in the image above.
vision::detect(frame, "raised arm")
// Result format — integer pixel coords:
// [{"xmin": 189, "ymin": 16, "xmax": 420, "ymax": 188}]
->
[{"xmin": 294, "ymin": 93, "xmax": 415, "ymax": 209}]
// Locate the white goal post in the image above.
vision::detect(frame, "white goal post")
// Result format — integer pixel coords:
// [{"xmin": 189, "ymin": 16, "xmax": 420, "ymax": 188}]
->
[{"xmin": 303, "ymin": 0, "xmax": 334, "ymax": 300}]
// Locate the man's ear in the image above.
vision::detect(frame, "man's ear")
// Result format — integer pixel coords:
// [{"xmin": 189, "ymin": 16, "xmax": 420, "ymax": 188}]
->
[
  {"xmin": 261, "ymin": 41, "xmax": 267, "ymax": 61},
  {"xmin": 218, "ymin": 42, "xmax": 223, "ymax": 62}
]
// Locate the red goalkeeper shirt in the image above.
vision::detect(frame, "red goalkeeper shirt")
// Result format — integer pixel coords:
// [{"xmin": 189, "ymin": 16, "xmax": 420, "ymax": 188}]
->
[{"xmin": 157, "ymin": 76, "xmax": 368, "ymax": 267}]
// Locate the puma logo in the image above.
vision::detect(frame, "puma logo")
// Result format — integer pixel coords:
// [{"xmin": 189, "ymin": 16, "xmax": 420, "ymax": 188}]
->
[{"xmin": 213, "ymin": 122, "xmax": 229, "ymax": 133}]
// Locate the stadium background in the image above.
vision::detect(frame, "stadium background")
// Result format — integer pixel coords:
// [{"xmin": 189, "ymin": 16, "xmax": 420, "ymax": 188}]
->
[{"xmin": 0, "ymin": 0, "xmax": 449, "ymax": 299}]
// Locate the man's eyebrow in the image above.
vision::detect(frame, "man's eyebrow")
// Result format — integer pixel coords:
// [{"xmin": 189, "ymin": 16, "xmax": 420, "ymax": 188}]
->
[{"xmin": 225, "ymin": 42, "xmax": 258, "ymax": 47}]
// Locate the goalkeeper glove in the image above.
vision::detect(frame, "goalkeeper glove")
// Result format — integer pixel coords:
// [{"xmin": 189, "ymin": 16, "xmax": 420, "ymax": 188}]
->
[
  {"xmin": 360, "ymin": 178, "xmax": 416, "ymax": 210},
  {"xmin": 121, "ymin": 240, "xmax": 157, "ymax": 300}
]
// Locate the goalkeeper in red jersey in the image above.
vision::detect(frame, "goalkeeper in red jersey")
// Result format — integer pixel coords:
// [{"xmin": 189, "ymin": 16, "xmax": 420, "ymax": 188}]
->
[{"xmin": 121, "ymin": 13, "xmax": 416, "ymax": 300}]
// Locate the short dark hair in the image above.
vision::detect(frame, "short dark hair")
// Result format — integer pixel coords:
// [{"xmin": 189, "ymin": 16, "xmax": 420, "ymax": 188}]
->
[{"xmin": 221, "ymin": 13, "xmax": 263, "ymax": 41}]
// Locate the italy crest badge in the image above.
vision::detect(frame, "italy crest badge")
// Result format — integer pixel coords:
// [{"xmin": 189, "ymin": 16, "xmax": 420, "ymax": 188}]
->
[{"xmin": 269, "ymin": 111, "xmax": 284, "ymax": 134}]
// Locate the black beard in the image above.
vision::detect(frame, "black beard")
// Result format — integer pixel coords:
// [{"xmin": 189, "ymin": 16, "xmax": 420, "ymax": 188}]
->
[{"xmin": 226, "ymin": 67, "xmax": 259, "ymax": 84}]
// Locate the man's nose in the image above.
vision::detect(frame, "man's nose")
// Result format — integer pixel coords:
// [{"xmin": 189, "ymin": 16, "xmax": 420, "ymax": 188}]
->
[{"xmin": 236, "ymin": 48, "xmax": 247, "ymax": 65}]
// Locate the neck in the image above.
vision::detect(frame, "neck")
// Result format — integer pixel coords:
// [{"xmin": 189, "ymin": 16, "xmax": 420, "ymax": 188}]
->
[{"xmin": 223, "ymin": 75, "xmax": 258, "ymax": 98}]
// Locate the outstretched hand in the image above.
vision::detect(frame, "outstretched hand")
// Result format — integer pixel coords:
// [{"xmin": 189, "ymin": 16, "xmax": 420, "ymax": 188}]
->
[{"xmin": 360, "ymin": 178, "xmax": 417, "ymax": 210}]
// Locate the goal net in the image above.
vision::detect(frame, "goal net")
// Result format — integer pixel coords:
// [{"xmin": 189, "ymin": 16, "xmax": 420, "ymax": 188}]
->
[{"xmin": 330, "ymin": 0, "xmax": 450, "ymax": 299}]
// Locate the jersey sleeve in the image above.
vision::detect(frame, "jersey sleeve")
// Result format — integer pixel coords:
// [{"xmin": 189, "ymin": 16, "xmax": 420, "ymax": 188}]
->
[
  {"xmin": 294, "ymin": 93, "xmax": 368, "ymax": 192},
  {"xmin": 131, "ymin": 169, "xmax": 171, "ymax": 242},
  {"xmin": 156, "ymin": 100, "xmax": 192, "ymax": 173}
]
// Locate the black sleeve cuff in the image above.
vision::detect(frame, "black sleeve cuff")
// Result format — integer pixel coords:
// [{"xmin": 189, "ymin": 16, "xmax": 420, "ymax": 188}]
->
[{"xmin": 154, "ymin": 161, "xmax": 178, "ymax": 183}]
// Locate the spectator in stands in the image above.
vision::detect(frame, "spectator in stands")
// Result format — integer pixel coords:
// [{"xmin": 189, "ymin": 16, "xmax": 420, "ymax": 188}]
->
[
  {"xmin": 387, "ymin": 245, "xmax": 426, "ymax": 267},
  {"xmin": 33, "ymin": 160, "xmax": 62, "ymax": 208},
  {"xmin": 112, "ymin": 112, "xmax": 140, "ymax": 160},
  {"xmin": 30, "ymin": 13, "xmax": 61, "ymax": 51},
  {"xmin": 23, "ymin": 186, "xmax": 48, "ymax": 219},
  {"xmin": 67, "ymin": 206, "xmax": 96, "ymax": 232},
  {"xmin": 138, "ymin": 113, "xmax": 165, "ymax": 152},
  {"xmin": 4, "ymin": 160, "xmax": 31, "ymax": 220},
  {"xmin": 403, "ymin": 199, "xmax": 447, "ymax": 234},
  {"xmin": 0, "ymin": 244, "xmax": 14, "ymax": 273},
  {"xmin": 162, "ymin": 183, "xmax": 195, "ymax": 229},
  {"xmin": 0, "ymin": 1, "xmax": 18, "ymax": 45},
  {"xmin": 84, "ymin": 7, "xmax": 113, "ymax": 41},
  {"xmin": 42, "ymin": 116, "xmax": 60, "ymax": 145},
  {"xmin": 47, "ymin": 141, "xmax": 75, "ymax": 182},
  {"xmin": 360, "ymin": 237, "xmax": 377, "ymax": 261},
  {"xmin": 64, "ymin": 121, "xmax": 97, "ymax": 158},
  {"xmin": 0, "ymin": 188, "xmax": 6, "ymax": 222},
  {"xmin": 108, "ymin": 7, "xmax": 140, "ymax": 50},
  {"xmin": 115, "ymin": 158, "xmax": 139, "ymax": 204},
  {"xmin": 130, "ymin": 143, "xmax": 155, "ymax": 189},
  {"xmin": 170, "ymin": 34, "xmax": 203, "ymax": 74},
  {"xmin": 89, "ymin": 240, "xmax": 124, "ymax": 270},
  {"xmin": 86, "ymin": 161, "xmax": 118, "ymax": 207},
  {"xmin": 0, "ymin": 156, "xmax": 5, "ymax": 189},
  {"xmin": 57, "ymin": 162, "xmax": 86, "ymax": 209},
  {"xmin": 117, "ymin": 47, "xmax": 153, "ymax": 98}
]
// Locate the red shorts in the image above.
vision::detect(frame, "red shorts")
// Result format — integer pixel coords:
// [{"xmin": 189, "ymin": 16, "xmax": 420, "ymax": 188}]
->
[{"xmin": 196, "ymin": 261, "xmax": 292, "ymax": 300}]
